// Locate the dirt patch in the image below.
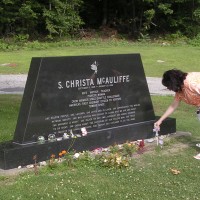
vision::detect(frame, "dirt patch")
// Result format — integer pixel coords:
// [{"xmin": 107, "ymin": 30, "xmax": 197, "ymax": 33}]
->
[
  {"xmin": 0, "ymin": 168, "xmax": 30, "ymax": 177},
  {"xmin": 0, "ymin": 63, "xmax": 17, "ymax": 67},
  {"xmin": 161, "ymin": 142, "xmax": 189, "ymax": 156}
]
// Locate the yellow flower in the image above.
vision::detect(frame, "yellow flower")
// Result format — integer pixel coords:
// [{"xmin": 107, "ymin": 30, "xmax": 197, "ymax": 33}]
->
[
  {"xmin": 62, "ymin": 150, "xmax": 67, "ymax": 155},
  {"xmin": 116, "ymin": 156, "xmax": 122, "ymax": 164}
]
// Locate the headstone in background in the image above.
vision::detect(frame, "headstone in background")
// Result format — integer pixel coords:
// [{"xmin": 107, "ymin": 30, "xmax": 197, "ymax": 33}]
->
[{"xmin": 0, "ymin": 54, "xmax": 176, "ymax": 169}]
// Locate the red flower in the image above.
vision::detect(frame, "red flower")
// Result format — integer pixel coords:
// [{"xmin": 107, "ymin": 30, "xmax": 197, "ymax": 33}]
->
[{"xmin": 139, "ymin": 140, "xmax": 145, "ymax": 149}]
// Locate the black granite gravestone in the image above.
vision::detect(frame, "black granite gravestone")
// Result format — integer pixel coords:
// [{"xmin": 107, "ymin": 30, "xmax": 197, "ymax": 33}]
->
[{"xmin": 0, "ymin": 54, "xmax": 176, "ymax": 169}]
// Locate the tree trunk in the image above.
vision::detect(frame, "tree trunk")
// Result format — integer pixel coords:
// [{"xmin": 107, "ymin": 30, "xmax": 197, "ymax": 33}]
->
[
  {"xmin": 102, "ymin": 0, "xmax": 108, "ymax": 26},
  {"xmin": 131, "ymin": 0, "xmax": 137, "ymax": 37}
]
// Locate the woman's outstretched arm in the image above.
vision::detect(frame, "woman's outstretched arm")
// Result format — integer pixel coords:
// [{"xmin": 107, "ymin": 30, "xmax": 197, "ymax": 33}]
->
[{"xmin": 154, "ymin": 99, "xmax": 180, "ymax": 129}]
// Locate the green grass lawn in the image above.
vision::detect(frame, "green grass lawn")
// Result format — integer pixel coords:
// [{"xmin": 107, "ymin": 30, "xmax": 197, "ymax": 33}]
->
[
  {"xmin": 0, "ymin": 95, "xmax": 200, "ymax": 200},
  {"xmin": 0, "ymin": 151, "xmax": 200, "ymax": 200},
  {"xmin": 0, "ymin": 40, "xmax": 200, "ymax": 76},
  {"xmin": 0, "ymin": 41, "xmax": 200, "ymax": 199}
]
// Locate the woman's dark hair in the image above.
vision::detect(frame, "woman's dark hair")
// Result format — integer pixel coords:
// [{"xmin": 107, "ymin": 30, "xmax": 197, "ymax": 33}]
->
[{"xmin": 162, "ymin": 69, "xmax": 188, "ymax": 92}]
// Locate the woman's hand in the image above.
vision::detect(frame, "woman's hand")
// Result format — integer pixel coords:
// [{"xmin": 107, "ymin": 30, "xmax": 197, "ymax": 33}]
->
[
  {"xmin": 154, "ymin": 120, "xmax": 162, "ymax": 130},
  {"xmin": 154, "ymin": 99, "xmax": 180, "ymax": 130}
]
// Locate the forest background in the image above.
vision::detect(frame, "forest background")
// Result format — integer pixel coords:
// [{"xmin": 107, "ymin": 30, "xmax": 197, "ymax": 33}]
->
[{"xmin": 1, "ymin": 0, "xmax": 200, "ymax": 44}]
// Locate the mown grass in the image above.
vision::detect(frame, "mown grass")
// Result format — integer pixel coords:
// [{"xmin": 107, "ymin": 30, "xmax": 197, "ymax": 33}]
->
[
  {"xmin": 0, "ymin": 95, "xmax": 200, "ymax": 200},
  {"xmin": 0, "ymin": 39, "xmax": 200, "ymax": 76},
  {"xmin": 0, "ymin": 95, "xmax": 21, "ymax": 141},
  {"xmin": 0, "ymin": 139, "xmax": 199, "ymax": 200},
  {"xmin": 0, "ymin": 40, "xmax": 200, "ymax": 199}
]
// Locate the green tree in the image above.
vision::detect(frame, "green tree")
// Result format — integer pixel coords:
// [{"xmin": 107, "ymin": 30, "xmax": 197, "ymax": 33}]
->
[
  {"xmin": 0, "ymin": 0, "xmax": 83, "ymax": 38},
  {"xmin": 17, "ymin": 1, "xmax": 39, "ymax": 34},
  {"xmin": 0, "ymin": 0, "xmax": 20, "ymax": 36},
  {"xmin": 0, "ymin": 0, "xmax": 200, "ymax": 39},
  {"xmin": 43, "ymin": 0, "xmax": 84, "ymax": 38},
  {"xmin": 80, "ymin": 0, "xmax": 200, "ymax": 38}
]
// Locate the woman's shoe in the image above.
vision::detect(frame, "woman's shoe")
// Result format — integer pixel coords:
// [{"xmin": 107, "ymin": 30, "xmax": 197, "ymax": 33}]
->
[
  {"xmin": 196, "ymin": 143, "xmax": 200, "ymax": 148},
  {"xmin": 194, "ymin": 153, "xmax": 200, "ymax": 160}
]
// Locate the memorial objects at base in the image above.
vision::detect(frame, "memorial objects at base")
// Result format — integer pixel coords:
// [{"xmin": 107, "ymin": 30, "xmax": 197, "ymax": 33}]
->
[{"xmin": 0, "ymin": 54, "xmax": 176, "ymax": 169}]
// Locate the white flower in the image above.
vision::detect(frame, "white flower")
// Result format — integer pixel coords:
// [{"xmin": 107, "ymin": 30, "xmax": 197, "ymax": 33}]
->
[
  {"xmin": 73, "ymin": 153, "xmax": 80, "ymax": 159},
  {"xmin": 81, "ymin": 127, "xmax": 88, "ymax": 136},
  {"xmin": 26, "ymin": 164, "xmax": 34, "ymax": 169},
  {"xmin": 39, "ymin": 161, "xmax": 47, "ymax": 166}
]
